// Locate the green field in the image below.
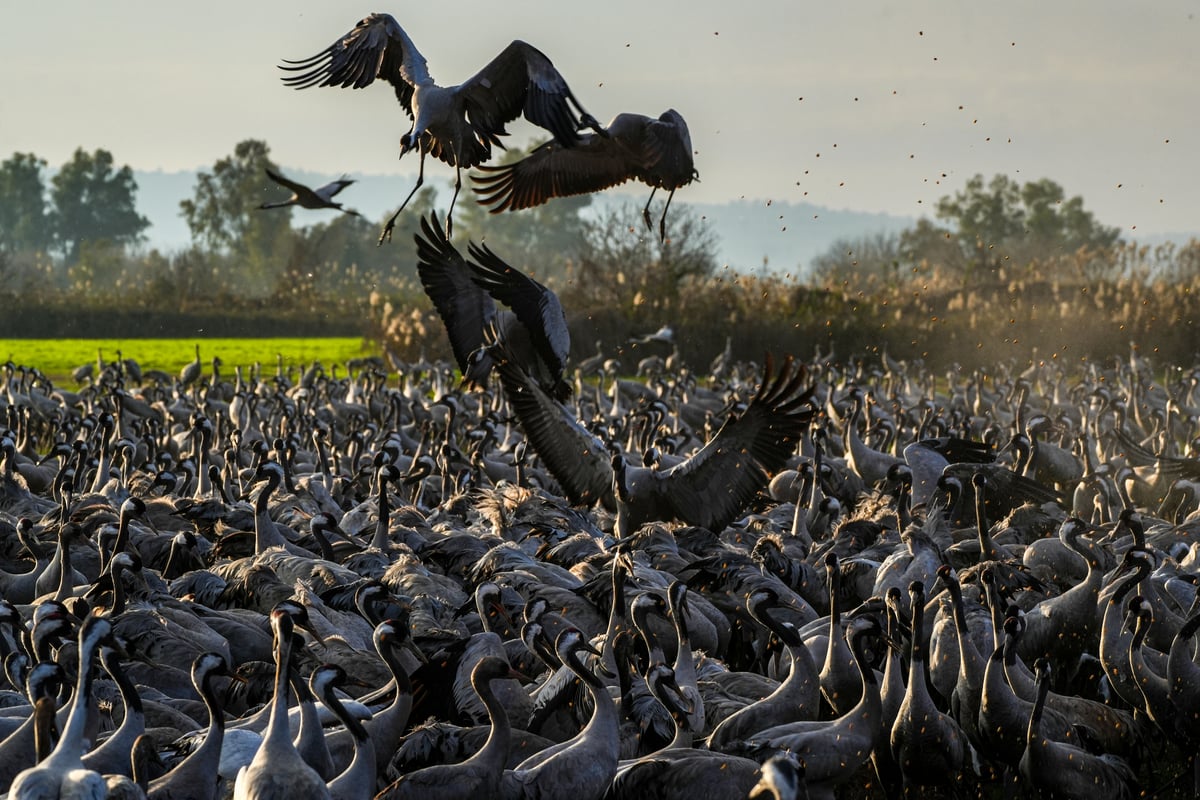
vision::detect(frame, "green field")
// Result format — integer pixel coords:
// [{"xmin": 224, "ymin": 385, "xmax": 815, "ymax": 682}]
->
[{"xmin": 0, "ymin": 338, "xmax": 378, "ymax": 385}]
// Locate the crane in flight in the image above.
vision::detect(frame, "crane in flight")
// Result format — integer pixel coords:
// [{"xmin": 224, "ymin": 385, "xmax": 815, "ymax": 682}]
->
[
  {"xmin": 280, "ymin": 12, "xmax": 602, "ymax": 243},
  {"xmin": 473, "ymin": 109, "xmax": 697, "ymax": 242},
  {"xmin": 259, "ymin": 168, "xmax": 360, "ymax": 216}
]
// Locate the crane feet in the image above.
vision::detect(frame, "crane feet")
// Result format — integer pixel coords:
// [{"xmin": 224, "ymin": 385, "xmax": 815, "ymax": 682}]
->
[{"xmin": 377, "ymin": 223, "xmax": 393, "ymax": 246}]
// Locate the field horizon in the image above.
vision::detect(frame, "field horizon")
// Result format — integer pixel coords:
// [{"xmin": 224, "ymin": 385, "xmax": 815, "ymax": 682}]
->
[{"xmin": 0, "ymin": 337, "xmax": 376, "ymax": 385}]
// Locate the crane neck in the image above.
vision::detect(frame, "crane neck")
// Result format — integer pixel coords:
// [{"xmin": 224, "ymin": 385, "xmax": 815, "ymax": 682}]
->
[
  {"xmin": 264, "ymin": 618, "xmax": 294, "ymax": 747},
  {"xmin": 469, "ymin": 671, "xmax": 513, "ymax": 769}
]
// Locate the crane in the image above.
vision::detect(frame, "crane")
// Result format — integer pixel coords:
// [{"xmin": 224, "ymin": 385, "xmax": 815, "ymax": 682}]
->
[{"xmin": 280, "ymin": 12, "xmax": 601, "ymax": 241}]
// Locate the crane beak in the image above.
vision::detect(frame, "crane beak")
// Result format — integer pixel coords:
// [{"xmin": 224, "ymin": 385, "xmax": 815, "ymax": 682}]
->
[{"xmin": 399, "ymin": 132, "xmax": 417, "ymax": 159}]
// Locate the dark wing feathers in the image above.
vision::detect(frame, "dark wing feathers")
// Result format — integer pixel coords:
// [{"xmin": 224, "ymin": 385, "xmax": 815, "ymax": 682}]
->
[
  {"xmin": 642, "ymin": 110, "xmax": 695, "ymax": 185},
  {"xmin": 461, "ymin": 41, "xmax": 584, "ymax": 150},
  {"xmin": 413, "ymin": 213, "xmax": 495, "ymax": 386},
  {"xmin": 658, "ymin": 355, "xmax": 815, "ymax": 531},
  {"xmin": 489, "ymin": 337, "xmax": 614, "ymax": 508},
  {"xmin": 472, "ymin": 136, "xmax": 642, "ymax": 212},
  {"xmin": 1108, "ymin": 426, "xmax": 1200, "ymax": 478},
  {"xmin": 264, "ymin": 167, "xmax": 308, "ymax": 197},
  {"xmin": 472, "ymin": 111, "xmax": 695, "ymax": 213},
  {"xmin": 465, "ymin": 243, "xmax": 569, "ymax": 386},
  {"xmin": 279, "ymin": 12, "xmax": 419, "ymax": 117},
  {"xmin": 493, "ymin": 348, "xmax": 813, "ymax": 531}
]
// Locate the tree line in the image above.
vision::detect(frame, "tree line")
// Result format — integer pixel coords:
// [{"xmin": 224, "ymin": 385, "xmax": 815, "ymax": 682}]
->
[
  {"xmin": 0, "ymin": 140, "xmax": 718, "ymax": 339},
  {"xmin": 1, "ymin": 140, "xmax": 1196, "ymax": 370}
]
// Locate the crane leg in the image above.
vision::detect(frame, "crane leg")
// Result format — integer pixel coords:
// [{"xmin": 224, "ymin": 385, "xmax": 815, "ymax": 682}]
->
[
  {"xmin": 378, "ymin": 154, "xmax": 426, "ymax": 246},
  {"xmin": 445, "ymin": 167, "xmax": 462, "ymax": 239},
  {"xmin": 641, "ymin": 187, "xmax": 659, "ymax": 233},
  {"xmin": 658, "ymin": 188, "xmax": 677, "ymax": 243}
]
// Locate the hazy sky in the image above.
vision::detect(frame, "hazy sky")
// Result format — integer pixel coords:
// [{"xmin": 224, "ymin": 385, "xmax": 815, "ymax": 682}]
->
[{"xmin": 4, "ymin": 1, "xmax": 1198, "ymax": 238}]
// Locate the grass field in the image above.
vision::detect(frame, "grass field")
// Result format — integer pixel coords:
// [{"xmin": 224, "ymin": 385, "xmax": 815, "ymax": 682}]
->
[{"xmin": 0, "ymin": 338, "xmax": 378, "ymax": 385}]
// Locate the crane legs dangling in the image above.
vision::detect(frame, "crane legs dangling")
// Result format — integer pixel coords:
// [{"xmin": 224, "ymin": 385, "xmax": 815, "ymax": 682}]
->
[
  {"xmin": 641, "ymin": 186, "xmax": 659, "ymax": 236},
  {"xmin": 641, "ymin": 187, "xmax": 677, "ymax": 244},
  {"xmin": 378, "ymin": 152, "xmax": 427, "ymax": 246},
  {"xmin": 444, "ymin": 166, "xmax": 463, "ymax": 239},
  {"xmin": 657, "ymin": 187, "xmax": 677, "ymax": 243}
]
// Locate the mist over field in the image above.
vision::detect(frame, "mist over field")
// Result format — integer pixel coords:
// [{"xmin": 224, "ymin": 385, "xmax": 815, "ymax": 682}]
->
[{"xmin": 129, "ymin": 168, "xmax": 923, "ymax": 276}]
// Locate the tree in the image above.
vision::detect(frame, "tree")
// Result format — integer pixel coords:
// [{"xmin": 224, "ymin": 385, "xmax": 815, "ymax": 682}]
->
[
  {"xmin": 180, "ymin": 139, "xmax": 294, "ymax": 295},
  {"xmin": 898, "ymin": 218, "xmax": 966, "ymax": 278},
  {"xmin": 281, "ymin": 199, "xmax": 433, "ymax": 309},
  {"xmin": 935, "ymin": 173, "xmax": 1024, "ymax": 257},
  {"xmin": 1019, "ymin": 178, "xmax": 1120, "ymax": 253},
  {"xmin": 809, "ymin": 231, "xmax": 902, "ymax": 285},
  {"xmin": 49, "ymin": 148, "xmax": 150, "ymax": 264},
  {"xmin": 0, "ymin": 153, "xmax": 53, "ymax": 254},
  {"xmin": 933, "ymin": 173, "xmax": 1120, "ymax": 277},
  {"xmin": 564, "ymin": 201, "xmax": 718, "ymax": 315}
]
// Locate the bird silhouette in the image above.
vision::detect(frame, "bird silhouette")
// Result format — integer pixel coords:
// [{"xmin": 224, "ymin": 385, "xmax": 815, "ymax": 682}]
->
[
  {"xmin": 473, "ymin": 109, "xmax": 697, "ymax": 242},
  {"xmin": 260, "ymin": 168, "xmax": 360, "ymax": 216},
  {"xmin": 414, "ymin": 212, "xmax": 571, "ymax": 400},
  {"xmin": 490, "ymin": 347, "xmax": 814, "ymax": 531},
  {"xmin": 280, "ymin": 12, "xmax": 601, "ymax": 241}
]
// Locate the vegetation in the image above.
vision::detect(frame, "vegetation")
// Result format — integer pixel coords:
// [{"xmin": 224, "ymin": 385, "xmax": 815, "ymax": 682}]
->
[
  {"xmin": 1, "ymin": 139, "xmax": 1198, "ymax": 374},
  {"xmin": 0, "ymin": 337, "xmax": 373, "ymax": 385}
]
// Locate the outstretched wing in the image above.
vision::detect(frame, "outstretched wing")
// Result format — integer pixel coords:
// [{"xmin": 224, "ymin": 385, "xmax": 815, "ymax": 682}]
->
[
  {"xmin": 942, "ymin": 462, "xmax": 1066, "ymax": 521},
  {"xmin": 264, "ymin": 167, "xmax": 310, "ymax": 198},
  {"xmin": 472, "ymin": 110, "xmax": 694, "ymax": 212},
  {"xmin": 489, "ymin": 336, "xmax": 613, "ymax": 508},
  {"xmin": 314, "ymin": 178, "xmax": 355, "ymax": 200},
  {"xmin": 466, "ymin": 242, "xmax": 570, "ymax": 396},
  {"xmin": 413, "ymin": 213, "xmax": 495, "ymax": 386},
  {"xmin": 279, "ymin": 12, "xmax": 425, "ymax": 116},
  {"xmin": 659, "ymin": 355, "xmax": 816, "ymax": 532},
  {"xmin": 472, "ymin": 134, "xmax": 639, "ymax": 212},
  {"xmin": 459, "ymin": 40, "xmax": 590, "ymax": 150}
]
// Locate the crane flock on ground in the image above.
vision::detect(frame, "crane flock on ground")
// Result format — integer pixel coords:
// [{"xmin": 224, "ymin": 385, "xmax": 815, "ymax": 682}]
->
[
  {"xmin": 5, "ymin": 9, "xmax": 1200, "ymax": 800},
  {"xmin": 7, "ymin": 330, "xmax": 1200, "ymax": 799}
]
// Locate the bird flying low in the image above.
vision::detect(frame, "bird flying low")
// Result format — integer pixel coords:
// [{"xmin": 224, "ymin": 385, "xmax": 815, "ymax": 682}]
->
[
  {"xmin": 260, "ymin": 168, "xmax": 360, "ymax": 216},
  {"xmin": 414, "ymin": 212, "xmax": 571, "ymax": 401},
  {"xmin": 489, "ymin": 345, "xmax": 816, "ymax": 533},
  {"xmin": 279, "ymin": 12, "xmax": 602, "ymax": 242},
  {"xmin": 472, "ymin": 109, "xmax": 698, "ymax": 242}
]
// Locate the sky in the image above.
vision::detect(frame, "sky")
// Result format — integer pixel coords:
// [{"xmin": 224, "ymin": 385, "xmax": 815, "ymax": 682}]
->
[{"xmin": 3, "ymin": 1, "xmax": 1199, "ymax": 243}]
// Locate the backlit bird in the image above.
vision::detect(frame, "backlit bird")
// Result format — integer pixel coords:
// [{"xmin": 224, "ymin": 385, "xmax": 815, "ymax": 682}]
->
[
  {"xmin": 260, "ymin": 168, "xmax": 360, "ymax": 216},
  {"xmin": 473, "ymin": 110, "xmax": 697, "ymax": 242},
  {"xmin": 280, "ymin": 12, "xmax": 601, "ymax": 241}
]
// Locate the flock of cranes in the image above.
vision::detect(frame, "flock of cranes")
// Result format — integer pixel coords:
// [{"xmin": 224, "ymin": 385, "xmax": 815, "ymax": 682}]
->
[
  {"xmin": 6, "ymin": 8, "xmax": 1200, "ymax": 800},
  {"xmin": 1, "ymin": 326, "xmax": 1199, "ymax": 799}
]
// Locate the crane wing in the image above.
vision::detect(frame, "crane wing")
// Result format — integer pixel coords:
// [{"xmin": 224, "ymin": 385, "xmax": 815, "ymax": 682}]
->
[
  {"xmin": 471, "ymin": 110, "xmax": 694, "ymax": 212},
  {"xmin": 459, "ymin": 41, "xmax": 589, "ymax": 150},
  {"xmin": 279, "ymin": 12, "xmax": 424, "ymax": 117},
  {"xmin": 471, "ymin": 134, "xmax": 642, "ymax": 212},
  {"xmin": 641, "ymin": 109, "xmax": 696, "ymax": 183},
  {"xmin": 413, "ymin": 213, "xmax": 496, "ymax": 385},
  {"xmin": 657, "ymin": 355, "xmax": 816, "ymax": 532},
  {"xmin": 465, "ymin": 242, "xmax": 570, "ymax": 393},
  {"xmin": 264, "ymin": 167, "xmax": 311, "ymax": 198},
  {"xmin": 942, "ymin": 462, "xmax": 1065, "ymax": 521},
  {"xmin": 489, "ymin": 338, "xmax": 614, "ymax": 509}
]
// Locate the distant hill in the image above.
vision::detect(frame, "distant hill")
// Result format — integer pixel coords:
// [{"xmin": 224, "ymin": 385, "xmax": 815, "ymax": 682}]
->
[
  {"xmin": 678, "ymin": 200, "xmax": 913, "ymax": 275},
  {"xmin": 132, "ymin": 169, "xmax": 1196, "ymax": 275}
]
